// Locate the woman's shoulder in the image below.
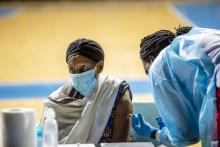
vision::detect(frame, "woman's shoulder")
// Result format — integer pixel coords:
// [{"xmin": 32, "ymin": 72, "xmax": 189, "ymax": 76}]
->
[
  {"xmin": 60, "ymin": 81, "xmax": 73, "ymax": 91},
  {"xmin": 102, "ymin": 75, "xmax": 129, "ymax": 85},
  {"xmin": 47, "ymin": 80, "xmax": 78, "ymax": 103}
]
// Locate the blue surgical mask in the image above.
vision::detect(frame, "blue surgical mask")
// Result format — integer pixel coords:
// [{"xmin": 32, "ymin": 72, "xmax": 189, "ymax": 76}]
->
[{"xmin": 70, "ymin": 69, "xmax": 98, "ymax": 97}]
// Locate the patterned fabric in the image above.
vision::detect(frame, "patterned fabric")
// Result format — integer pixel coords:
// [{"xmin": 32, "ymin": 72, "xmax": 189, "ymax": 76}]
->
[
  {"xmin": 216, "ymin": 88, "xmax": 220, "ymax": 145},
  {"xmin": 99, "ymin": 81, "xmax": 135, "ymax": 143}
]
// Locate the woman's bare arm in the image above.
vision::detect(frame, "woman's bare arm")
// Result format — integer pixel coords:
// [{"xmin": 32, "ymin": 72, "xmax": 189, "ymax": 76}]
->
[{"xmin": 111, "ymin": 90, "xmax": 133, "ymax": 142}]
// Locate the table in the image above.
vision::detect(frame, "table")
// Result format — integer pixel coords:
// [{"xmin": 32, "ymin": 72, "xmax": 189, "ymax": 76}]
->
[{"xmin": 58, "ymin": 142, "xmax": 166, "ymax": 147}]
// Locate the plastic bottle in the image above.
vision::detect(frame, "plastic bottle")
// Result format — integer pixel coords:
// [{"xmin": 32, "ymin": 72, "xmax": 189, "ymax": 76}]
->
[
  {"xmin": 37, "ymin": 125, "xmax": 43, "ymax": 147},
  {"xmin": 42, "ymin": 108, "xmax": 58, "ymax": 147}
]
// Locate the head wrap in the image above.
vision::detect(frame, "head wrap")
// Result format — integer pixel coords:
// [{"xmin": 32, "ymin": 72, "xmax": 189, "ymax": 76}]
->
[{"xmin": 66, "ymin": 38, "xmax": 104, "ymax": 63}]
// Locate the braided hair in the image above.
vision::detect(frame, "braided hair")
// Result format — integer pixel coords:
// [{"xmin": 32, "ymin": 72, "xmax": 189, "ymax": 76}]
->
[
  {"xmin": 140, "ymin": 26, "xmax": 192, "ymax": 63},
  {"xmin": 140, "ymin": 30, "xmax": 175, "ymax": 62},
  {"xmin": 175, "ymin": 26, "xmax": 193, "ymax": 36}
]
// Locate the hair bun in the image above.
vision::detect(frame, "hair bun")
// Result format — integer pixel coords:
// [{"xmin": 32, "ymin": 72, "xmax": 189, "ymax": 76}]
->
[{"xmin": 175, "ymin": 26, "xmax": 193, "ymax": 36}]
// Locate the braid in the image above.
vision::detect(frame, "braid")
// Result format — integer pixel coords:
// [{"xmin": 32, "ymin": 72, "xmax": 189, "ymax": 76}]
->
[{"xmin": 140, "ymin": 30, "xmax": 175, "ymax": 62}]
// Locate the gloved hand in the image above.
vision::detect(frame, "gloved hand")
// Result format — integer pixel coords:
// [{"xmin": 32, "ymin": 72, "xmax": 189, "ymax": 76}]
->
[
  {"xmin": 132, "ymin": 113, "xmax": 158, "ymax": 139},
  {"xmin": 156, "ymin": 117, "xmax": 165, "ymax": 130}
]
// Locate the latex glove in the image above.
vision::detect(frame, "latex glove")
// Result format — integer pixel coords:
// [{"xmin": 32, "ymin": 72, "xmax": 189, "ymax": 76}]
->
[
  {"xmin": 132, "ymin": 113, "xmax": 158, "ymax": 139},
  {"xmin": 156, "ymin": 117, "xmax": 165, "ymax": 130}
]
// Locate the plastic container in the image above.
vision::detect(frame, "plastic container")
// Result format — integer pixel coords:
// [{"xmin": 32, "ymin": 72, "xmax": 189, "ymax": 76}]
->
[
  {"xmin": 37, "ymin": 125, "xmax": 43, "ymax": 147},
  {"xmin": 42, "ymin": 108, "xmax": 58, "ymax": 147}
]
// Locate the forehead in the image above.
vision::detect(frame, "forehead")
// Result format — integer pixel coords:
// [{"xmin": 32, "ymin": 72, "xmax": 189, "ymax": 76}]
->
[{"xmin": 67, "ymin": 54, "xmax": 95, "ymax": 66}]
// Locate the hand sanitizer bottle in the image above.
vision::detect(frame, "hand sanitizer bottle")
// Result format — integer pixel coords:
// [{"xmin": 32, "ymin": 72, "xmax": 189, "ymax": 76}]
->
[
  {"xmin": 43, "ymin": 108, "xmax": 58, "ymax": 147},
  {"xmin": 37, "ymin": 125, "xmax": 43, "ymax": 147}
]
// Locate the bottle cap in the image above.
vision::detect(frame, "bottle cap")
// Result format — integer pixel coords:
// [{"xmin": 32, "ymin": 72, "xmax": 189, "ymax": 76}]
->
[{"xmin": 37, "ymin": 125, "xmax": 43, "ymax": 137}]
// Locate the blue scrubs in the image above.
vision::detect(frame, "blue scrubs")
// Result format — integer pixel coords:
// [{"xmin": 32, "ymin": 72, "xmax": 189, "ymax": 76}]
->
[{"xmin": 149, "ymin": 27, "xmax": 220, "ymax": 146}]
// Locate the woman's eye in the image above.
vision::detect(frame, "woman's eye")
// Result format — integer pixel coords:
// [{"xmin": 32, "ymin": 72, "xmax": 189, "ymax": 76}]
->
[
  {"xmin": 85, "ymin": 67, "xmax": 92, "ymax": 71},
  {"xmin": 69, "ymin": 69, "xmax": 76, "ymax": 74},
  {"xmin": 78, "ymin": 68, "xmax": 85, "ymax": 73},
  {"xmin": 77, "ymin": 67, "xmax": 92, "ymax": 73},
  {"xmin": 71, "ymin": 65, "xmax": 93, "ymax": 74}
]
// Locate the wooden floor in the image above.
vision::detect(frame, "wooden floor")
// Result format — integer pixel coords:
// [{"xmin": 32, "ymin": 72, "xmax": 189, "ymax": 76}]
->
[
  {"xmin": 0, "ymin": 1, "xmax": 185, "ymax": 82},
  {"xmin": 0, "ymin": 1, "xmax": 186, "ymax": 117}
]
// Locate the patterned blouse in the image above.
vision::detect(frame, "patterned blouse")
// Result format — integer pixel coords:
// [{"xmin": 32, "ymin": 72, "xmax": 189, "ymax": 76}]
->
[
  {"xmin": 51, "ymin": 80, "xmax": 135, "ymax": 143},
  {"xmin": 99, "ymin": 81, "xmax": 135, "ymax": 143}
]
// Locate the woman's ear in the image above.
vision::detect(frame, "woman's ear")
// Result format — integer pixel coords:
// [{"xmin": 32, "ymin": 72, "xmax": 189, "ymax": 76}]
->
[
  {"xmin": 142, "ymin": 60, "xmax": 150, "ymax": 75},
  {"xmin": 94, "ymin": 60, "xmax": 104, "ymax": 75}
]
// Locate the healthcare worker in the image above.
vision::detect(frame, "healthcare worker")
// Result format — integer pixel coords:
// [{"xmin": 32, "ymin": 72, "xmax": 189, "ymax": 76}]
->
[{"xmin": 132, "ymin": 26, "xmax": 220, "ymax": 147}]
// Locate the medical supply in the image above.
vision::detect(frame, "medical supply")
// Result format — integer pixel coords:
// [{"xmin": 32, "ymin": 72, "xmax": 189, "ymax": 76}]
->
[
  {"xmin": 1, "ymin": 108, "xmax": 36, "ymax": 147},
  {"xmin": 70, "ymin": 69, "xmax": 97, "ymax": 96},
  {"xmin": 43, "ymin": 107, "xmax": 58, "ymax": 147},
  {"xmin": 156, "ymin": 117, "xmax": 165, "ymax": 130},
  {"xmin": 132, "ymin": 113, "xmax": 158, "ymax": 139}
]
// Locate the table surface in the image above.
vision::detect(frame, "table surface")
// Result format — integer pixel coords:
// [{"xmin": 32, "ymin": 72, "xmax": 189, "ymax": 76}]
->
[{"xmin": 58, "ymin": 142, "xmax": 165, "ymax": 147}]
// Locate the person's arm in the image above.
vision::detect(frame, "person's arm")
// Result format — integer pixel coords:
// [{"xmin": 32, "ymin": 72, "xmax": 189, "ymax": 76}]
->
[
  {"xmin": 152, "ymin": 80, "xmax": 200, "ymax": 146},
  {"xmin": 111, "ymin": 90, "xmax": 133, "ymax": 142},
  {"xmin": 132, "ymin": 78, "xmax": 200, "ymax": 146},
  {"xmin": 132, "ymin": 113, "xmax": 174, "ymax": 147}
]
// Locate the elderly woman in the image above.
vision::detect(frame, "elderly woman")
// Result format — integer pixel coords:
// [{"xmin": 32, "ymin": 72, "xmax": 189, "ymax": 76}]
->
[{"xmin": 41, "ymin": 38, "xmax": 135, "ymax": 144}]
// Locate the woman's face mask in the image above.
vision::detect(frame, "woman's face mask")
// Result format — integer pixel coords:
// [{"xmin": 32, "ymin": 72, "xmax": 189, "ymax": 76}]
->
[
  {"xmin": 67, "ymin": 55, "xmax": 103, "ymax": 97},
  {"xmin": 70, "ymin": 69, "xmax": 98, "ymax": 97}
]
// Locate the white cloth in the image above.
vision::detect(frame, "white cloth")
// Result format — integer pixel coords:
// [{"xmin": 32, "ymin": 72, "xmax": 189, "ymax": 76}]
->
[{"xmin": 42, "ymin": 75, "xmax": 122, "ymax": 144}]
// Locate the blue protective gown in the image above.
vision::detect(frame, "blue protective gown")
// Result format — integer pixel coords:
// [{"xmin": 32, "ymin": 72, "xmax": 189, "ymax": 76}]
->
[{"xmin": 149, "ymin": 27, "xmax": 220, "ymax": 147}]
